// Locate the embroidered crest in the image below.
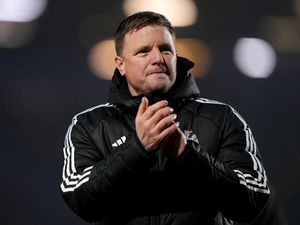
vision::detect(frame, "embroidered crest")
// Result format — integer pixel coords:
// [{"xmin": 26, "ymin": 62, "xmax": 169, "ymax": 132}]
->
[{"xmin": 184, "ymin": 130, "xmax": 199, "ymax": 144}]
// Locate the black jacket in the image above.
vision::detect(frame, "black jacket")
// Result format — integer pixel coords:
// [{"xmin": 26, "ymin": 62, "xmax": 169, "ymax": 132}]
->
[{"xmin": 60, "ymin": 57, "xmax": 270, "ymax": 225}]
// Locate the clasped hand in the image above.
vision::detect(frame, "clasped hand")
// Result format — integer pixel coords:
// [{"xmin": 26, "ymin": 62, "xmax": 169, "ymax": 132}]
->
[{"xmin": 135, "ymin": 97, "xmax": 187, "ymax": 158}]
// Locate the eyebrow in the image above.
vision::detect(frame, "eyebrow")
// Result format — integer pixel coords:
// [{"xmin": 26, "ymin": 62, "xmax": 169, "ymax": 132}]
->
[
  {"xmin": 159, "ymin": 43, "xmax": 174, "ymax": 51},
  {"xmin": 134, "ymin": 43, "xmax": 174, "ymax": 55},
  {"xmin": 134, "ymin": 45, "xmax": 152, "ymax": 55}
]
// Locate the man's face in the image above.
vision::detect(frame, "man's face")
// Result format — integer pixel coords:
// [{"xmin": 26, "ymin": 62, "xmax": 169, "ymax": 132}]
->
[{"xmin": 115, "ymin": 25, "xmax": 177, "ymax": 96}]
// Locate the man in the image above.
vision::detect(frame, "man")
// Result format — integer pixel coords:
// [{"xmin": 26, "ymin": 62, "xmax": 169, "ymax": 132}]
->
[{"xmin": 60, "ymin": 11, "xmax": 270, "ymax": 225}]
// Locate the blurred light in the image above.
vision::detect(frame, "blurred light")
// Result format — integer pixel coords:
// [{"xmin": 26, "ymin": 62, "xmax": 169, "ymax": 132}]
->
[
  {"xmin": 78, "ymin": 14, "xmax": 116, "ymax": 48},
  {"xmin": 176, "ymin": 38, "xmax": 212, "ymax": 78},
  {"xmin": 233, "ymin": 38, "xmax": 276, "ymax": 79},
  {"xmin": 294, "ymin": 0, "xmax": 300, "ymax": 20},
  {"xmin": 0, "ymin": 0, "xmax": 48, "ymax": 22},
  {"xmin": 123, "ymin": 0, "xmax": 197, "ymax": 27},
  {"xmin": 0, "ymin": 21, "xmax": 37, "ymax": 48},
  {"xmin": 88, "ymin": 39, "xmax": 116, "ymax": 80},
  {"xmin": 260, "ymin": 16, "xmax": 300, "ymax": 53}
]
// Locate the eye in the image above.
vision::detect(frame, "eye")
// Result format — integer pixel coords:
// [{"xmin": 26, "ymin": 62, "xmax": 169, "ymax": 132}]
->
[
  {"xmin": 160, "ymin": 46, "xmax": 174, "ymax": 55},
  {"xmin": 137, "ymin": 51, "xmax": 148, "ymax": 57},
  {"xmin": 161, "ymin": 49, "xmax": 172, "ymax": 55},
  {"xmin": 135, "ymin": 47, "xmax": 150, "ymax": 57}
]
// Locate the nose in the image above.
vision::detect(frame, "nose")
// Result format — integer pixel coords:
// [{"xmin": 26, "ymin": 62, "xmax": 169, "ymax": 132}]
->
[{"xmin": 150, "ymin": 48, "xmax": 164, "ymax": 64}]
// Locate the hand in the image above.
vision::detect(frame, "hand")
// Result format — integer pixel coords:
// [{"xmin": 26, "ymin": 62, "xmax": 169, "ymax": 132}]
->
[
  {"xmin": 135, "ymin": 97, "xmax": 178, "ymax": 152},
  {"xmin": 162, "ymin": 127, "xmax": 187, "ymax": 158}
]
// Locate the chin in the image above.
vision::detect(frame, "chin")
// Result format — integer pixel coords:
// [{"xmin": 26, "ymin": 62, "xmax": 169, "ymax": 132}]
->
[
  {"xmin": 144, "ymin": 80, "xmax": 174, "ymax": 95},
  {"xmin": 150, "ymin": 86, "xmax": 171, "ymax": 94}
]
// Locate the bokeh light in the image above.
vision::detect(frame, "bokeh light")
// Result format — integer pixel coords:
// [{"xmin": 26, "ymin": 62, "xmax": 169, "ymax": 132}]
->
[
  {"xmin": 0, "ymin": 0, "xmax": 48, "ymax": 48},
  {"xmin": 176, "ymin": 38, "xmax": 212, "ymax": 78},
  {"xmin": 123, "ymin": 0, "xmax": 198, "ymax": 27},
  {"xmin": 260, "ymin": 16, "xmax": 300, "ymax": 53},
  {"xmin": 0, "ymin": 21, "xmax": 37, "ymax": 48},
  {"xmin": 294, "ymin": 0, "xmax": 300, "ymax": 20},
  {"xmin": 88, "ymin": 39, "xmax": 116, "ymax": 80},
  {"xmin": 233, "ymin": 38, "xmax": 277, "ymax": 78},
  {"xmin": 0, "ymin": 0, "xmax": 48, "ymax": 22}
]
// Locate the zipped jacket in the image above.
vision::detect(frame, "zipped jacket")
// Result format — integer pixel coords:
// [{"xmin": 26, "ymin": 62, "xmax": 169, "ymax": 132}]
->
[{"xmin": 60, "ymin": 57, "xmax": 270, "ymax": 225}]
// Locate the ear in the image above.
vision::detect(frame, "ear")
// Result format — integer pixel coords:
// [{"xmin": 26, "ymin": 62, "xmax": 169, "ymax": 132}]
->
[{"xmin": 115, "ymin": 56, "xmax": 126, "ymax": 76}]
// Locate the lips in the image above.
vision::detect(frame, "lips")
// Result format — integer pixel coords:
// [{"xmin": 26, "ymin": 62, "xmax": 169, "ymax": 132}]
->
[
  {"xmin": 147, "ymin": 71, "xmax": 168, "ymax": 77},
  {"xmin": 150, "ymin": 70, "xmax": 166, "ymax": 74},
  {"xmin": 147, "ymin": 66, "xmax": 168, "ymax": 76}
]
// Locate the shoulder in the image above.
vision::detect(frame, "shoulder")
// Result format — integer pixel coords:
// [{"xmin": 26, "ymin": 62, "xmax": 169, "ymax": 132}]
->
[
  {"xmin": 189, "ymin": 97, "xmax": 233, "ymax": 114},
  {"xmin": 70, "ymin": 103, "xmax": 117, "ymax": 130},
  {"xmin": 186, "ymin": 97, "xmax": 242, "ymax": 125}
]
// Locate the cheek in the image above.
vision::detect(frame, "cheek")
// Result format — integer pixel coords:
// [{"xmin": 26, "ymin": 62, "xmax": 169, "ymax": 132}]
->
[
  {"xmin": 136, "ymin": 62, "xmax": 150, "ymax": 76},
  {"xmin": 129, "ymin": 65, "xmax": 144, "ymax": 78},
  {"xmin": 168, "ymin": 57, "xmax": 177, "ymax": 73},
  {"xmin": 129, "ymin": 59, "xmax": 147, "ymax": 72}
]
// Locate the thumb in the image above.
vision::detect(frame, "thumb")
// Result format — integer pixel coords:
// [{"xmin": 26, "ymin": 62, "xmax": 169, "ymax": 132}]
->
[{"xmin": 137, "ymin": 97, "xmax": 148, "ymax": 116}]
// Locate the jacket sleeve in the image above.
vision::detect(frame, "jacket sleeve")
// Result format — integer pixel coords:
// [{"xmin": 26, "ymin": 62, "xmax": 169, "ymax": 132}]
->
[
  {"xmin": 174, "ymin": 105, "xmax": 270, "ymax": 223},
  {"xmin": 59, "ymin": 114, "xmax": 156, "ymax": 222}
]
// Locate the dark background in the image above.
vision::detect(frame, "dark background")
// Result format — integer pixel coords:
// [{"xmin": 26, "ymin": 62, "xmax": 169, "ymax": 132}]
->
[{"xmin": 1, "ymin": 0, "xmax": 299, "ymax": 224}]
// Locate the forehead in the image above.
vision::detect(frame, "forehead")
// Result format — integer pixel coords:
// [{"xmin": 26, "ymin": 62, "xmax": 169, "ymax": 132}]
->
[{"xmin": 124, "ymin": 25, "xmax": 175, "ymax": 46}]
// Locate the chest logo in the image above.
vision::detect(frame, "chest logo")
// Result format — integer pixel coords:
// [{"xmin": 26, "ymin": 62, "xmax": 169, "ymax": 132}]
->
[
  {"xmin": 184, "ymin": 130, "xmax": 199, "ymax": 144},
  {"xmin": 112, "ymin": 136, "xmax": 126, "ymax": 147}
]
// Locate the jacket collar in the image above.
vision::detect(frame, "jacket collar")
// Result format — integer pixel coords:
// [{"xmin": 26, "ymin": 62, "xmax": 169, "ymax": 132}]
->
[{"xmin": 108, "ymin": 56, "xmax": 200, "ymax": 115}]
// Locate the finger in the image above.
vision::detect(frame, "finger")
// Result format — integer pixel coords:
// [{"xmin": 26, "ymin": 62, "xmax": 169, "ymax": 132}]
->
[
  {"xmin": 154, "ymin": 113, "xmax": 177, "ymax": 133},
  {"xmin": 143, "ymin": 100, "xmax": 169, "ymax": 120},
  {"xmin": 137, "ymin": 97, "xmax": 148, "ymax": 118},
  {"xmin": 147, "ymin": 106, "xmax": 174, "ymax": 127},
  {"xmin": 159, "ymin": 122, "xmax": 179, "ymax": 141},
  {"xmin": 175, "ymin": 125, "xmax": 187, "ymax": 145}
]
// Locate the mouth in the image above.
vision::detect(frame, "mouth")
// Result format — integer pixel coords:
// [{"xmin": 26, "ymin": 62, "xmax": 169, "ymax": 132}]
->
[
  {"xmin": 150, "ymin": 71, "xmax": 167, "ymax": 74},
  {"xmin": 147, "ymin": 67, "xmax": 169, "ymax": 76},
  {"xmin": 147, "ymin": 72, "xmax": 169, "ymax": 78}
]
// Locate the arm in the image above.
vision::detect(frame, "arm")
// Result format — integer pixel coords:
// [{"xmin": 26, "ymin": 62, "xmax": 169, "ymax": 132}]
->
[
  {"xmin": 217, "ymin": 106, "xmax": 270, "ymax": 221},
  {"xmin": 60, "ymin": 114, "xmax": 156, "ymax": 222},
  {"xmin": 170, "ymin": 105, "xmax": 270, "ymax": 223}
]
